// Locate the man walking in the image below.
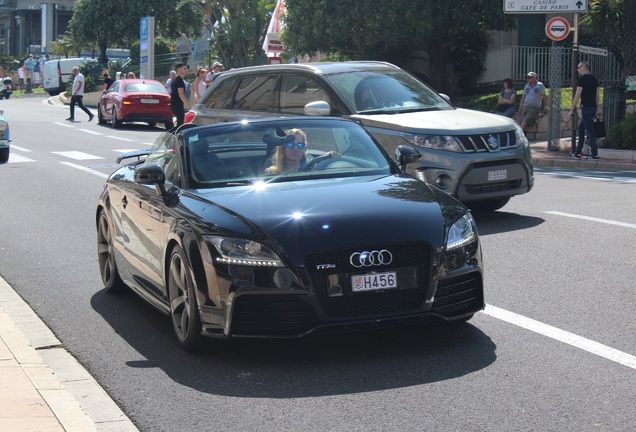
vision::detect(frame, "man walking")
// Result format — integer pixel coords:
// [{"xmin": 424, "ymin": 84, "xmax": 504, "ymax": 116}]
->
[
  {"xmin": 170, "ymin": 63, "xmax": 191, "ymax": 128},
  {"xmin": 569, "ymin": 61, "xmax": 601, "ymax": 160},
  {"xmin": 66, "ymin": 67, "xmax": 94, "ymax": 122},
  {"xmin": 517, "ymin": 71, "xmax": 548, "ymax": 133}
]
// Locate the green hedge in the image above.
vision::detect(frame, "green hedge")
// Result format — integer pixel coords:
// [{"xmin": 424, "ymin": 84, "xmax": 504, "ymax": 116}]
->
[{"xmin": 606, "ymin": 113, "xmax": 636, "ymax": 150}]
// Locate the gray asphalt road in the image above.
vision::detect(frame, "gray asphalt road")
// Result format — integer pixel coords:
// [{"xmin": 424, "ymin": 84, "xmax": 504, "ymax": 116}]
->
[{"xmin": 1, "ymin": 98, "xmax": 635, "ymax": 432}]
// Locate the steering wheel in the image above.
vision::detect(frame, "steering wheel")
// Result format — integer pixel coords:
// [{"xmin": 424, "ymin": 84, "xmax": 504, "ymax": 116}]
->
[{"xmin": 300, "ymin": 153, "xmax": 334, "ymax": 172}]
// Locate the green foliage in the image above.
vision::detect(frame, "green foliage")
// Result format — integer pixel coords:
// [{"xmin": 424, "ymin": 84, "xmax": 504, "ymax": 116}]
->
[
  {"xmin": 69, "ymin": 0, "xmax": 204, "ymax": 64},
  {"xmin": 282, "ymin": 0, "xmax": 517, "ymax": 91},
  {"xmin": 185, "ymin": 0, "xmax": 274, "ymax": 67},
  {"xmin": 606, "ymin": 112, "xmax": 636, "ymax": 150}
]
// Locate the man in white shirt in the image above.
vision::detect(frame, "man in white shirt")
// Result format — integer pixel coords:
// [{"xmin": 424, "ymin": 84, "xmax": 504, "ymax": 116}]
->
[{"xmin": 66, "ymin": 67, "xmax": 94, "ymax": 122}]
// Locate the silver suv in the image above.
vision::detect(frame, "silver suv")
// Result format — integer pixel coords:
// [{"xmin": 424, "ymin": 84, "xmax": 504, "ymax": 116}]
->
[{"xmin": 188, "ymin": 61, "xmax": 533, "ymax": 211}]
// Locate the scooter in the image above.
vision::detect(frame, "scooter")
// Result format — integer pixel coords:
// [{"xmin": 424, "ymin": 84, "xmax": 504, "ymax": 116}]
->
[{"xmin": 0, "ymin": 77, "xmax": 12, "ymax": 100}]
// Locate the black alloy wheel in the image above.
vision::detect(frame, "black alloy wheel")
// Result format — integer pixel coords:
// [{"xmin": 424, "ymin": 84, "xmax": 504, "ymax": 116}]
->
[
  {"xmin": 168, "ymin": 245, "xmax": 203, "ymax": 351},
  {"xmin": 97, "ymin": 210, "xmax": 126, "ymax": 293},
  {"xmin": 97, "ymin": 105, "xmax": 106, "ymax": 125}
]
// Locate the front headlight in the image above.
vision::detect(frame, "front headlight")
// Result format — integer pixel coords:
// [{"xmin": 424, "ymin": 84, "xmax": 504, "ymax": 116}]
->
[
  {"xmin": 0, "ymin": 120, "xmax": 8, "ymax": 132},
  {"xmin": 446, "ymin": 213, "xmax": 476, "ymax": 251},
  {"xmin": 400, "ymin": 132, "xmax": 462, "ymax": 152},
  {"xmin": 204, "ymin": 236, "xmax": 283, "ymax": 267}
]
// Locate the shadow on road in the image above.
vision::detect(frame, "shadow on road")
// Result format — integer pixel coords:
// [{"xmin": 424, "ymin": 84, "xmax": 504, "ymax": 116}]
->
[
  {"xmin": 91, "ymin": 288, "xmax": 497, "ymax": 399},
  {"xmin": 473, "ymin": 211, "xmax": 545, "ymax": 236}
]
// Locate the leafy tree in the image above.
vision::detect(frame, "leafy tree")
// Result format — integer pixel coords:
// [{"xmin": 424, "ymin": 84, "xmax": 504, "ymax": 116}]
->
[
  {"xmin": 69, "ymin": 0, "xmax": 204, "ymax": 65},
  {"xmin": 51, "ymin": 30, "xmax": 84, "ymax": 58},
  {"xmin": 176, "ymin": 0, "xmax": 276, "ymax": 67},
  {"xmin": 281, "ymin": 0, "xmax": 516, "ymax": 93}
]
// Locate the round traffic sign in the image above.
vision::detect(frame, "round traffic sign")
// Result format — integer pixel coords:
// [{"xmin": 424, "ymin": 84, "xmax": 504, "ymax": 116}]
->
[{"xmin": 546, "ymin": 17, "xmax": 571, "ymax": 42}]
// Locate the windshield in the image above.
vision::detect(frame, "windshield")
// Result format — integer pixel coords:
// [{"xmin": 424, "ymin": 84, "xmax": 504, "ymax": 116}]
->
[
  {"xmin": 179, "ymin": 119, "xmax": 396, "ymax": 189},
  {"xmin": 325, "ymin": 70, "xmax": 453, "ymax": 114}
]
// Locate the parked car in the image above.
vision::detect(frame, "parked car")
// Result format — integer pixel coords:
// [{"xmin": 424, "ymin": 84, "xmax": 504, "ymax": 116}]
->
[
  {"xmin": 187, "ymin": 61, "xmax": 534, "ymax": 212},
  {"xmin": 96, "ymin": 116, "xmax": 484, "ymax": 351},
  {"xmin": 0, "ymin": 110, "xmax": 11, "ymax": 164},
  {"xmin": 42, "ymin": 58, "xmax": 98, "ymax": 96},
  {"xmin": 97, "ymin": 78, "xmax": 174, "ymax": 129}
]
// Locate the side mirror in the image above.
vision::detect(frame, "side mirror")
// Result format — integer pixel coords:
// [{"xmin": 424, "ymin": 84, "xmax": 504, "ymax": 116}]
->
[
  {"xmin": 304, "ymin": 101, "xmax": 331, "ymax": 116},
  {"xmin": 395, "ymin": 145, "xmax": 422, "ymax": 171},
  {"xmin": 439, "ymin": 93, "xmax": 451, "ymax": 104},
  {"xmin": 134, "ymin": 164, "xmax": 167, "ymax": 196}
]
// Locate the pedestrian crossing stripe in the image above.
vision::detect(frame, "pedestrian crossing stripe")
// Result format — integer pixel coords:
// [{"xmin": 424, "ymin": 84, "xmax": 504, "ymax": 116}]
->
[
  {"xmin": 5, "ymin": 153, "xmax": 36, "ymax": 163},
  {"xmin": 51, "ymin": 151, "xmax": 104, "ymax": 160}
]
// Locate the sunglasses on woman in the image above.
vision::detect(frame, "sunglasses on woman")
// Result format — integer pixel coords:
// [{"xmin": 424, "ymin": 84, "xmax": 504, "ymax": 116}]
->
[{"xmin": 286, "ymin": 142, "xmax": 305, "ymax": 150}]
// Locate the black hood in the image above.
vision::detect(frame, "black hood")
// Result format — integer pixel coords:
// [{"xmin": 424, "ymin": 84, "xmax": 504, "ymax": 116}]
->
[{"xmin": 189, "ymin": 175, "xmax": 458, "ymax": 265}]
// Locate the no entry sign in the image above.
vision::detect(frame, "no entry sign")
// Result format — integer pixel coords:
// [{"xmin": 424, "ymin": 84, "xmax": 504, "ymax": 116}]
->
[{"xmin": 545, "ymin": 17, "xmax": 571, "ymax": 41}]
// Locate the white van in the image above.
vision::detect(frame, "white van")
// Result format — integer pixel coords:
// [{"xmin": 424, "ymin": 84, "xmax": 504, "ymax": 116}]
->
[{"xmin": 42, "ymin": 58, "xmax": 98, "ymax": 96}]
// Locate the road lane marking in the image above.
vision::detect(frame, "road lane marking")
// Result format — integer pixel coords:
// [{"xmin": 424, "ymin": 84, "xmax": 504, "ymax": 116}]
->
[
  {"xmin": 52, "ymin": 151, "xmax": 104, "ymax": 160},
  {"xmin": 484, "ymin": 305, "xmax": 636, "ymax": 370},
  {"xmin": 106, "ymin": 136, "xmax": 135, "ymax": 142},
  {"xmin": 537, "ymin": 170, "xmax": 636, "ymax": 183},
  {"xmin": 59, "ymin": 162, "xmax": 109, "ymax": 179},
  {"xmin": 6, "ymin": 153, "xmax": 36, "ymax": 163},
  {"xmin": 53, "ymin": 122, "xmax": 76, "ymax": 128},
  {"xmin": 9, "ymin": 145, "xmax": 31, "ymax": 152},
  {"xmin": 77, "ymin": 128, "xmax": 103, "ymax": 135},
  {"xmin": 544, "ymin": 211, "xmax": 636, "ymax": 229}
]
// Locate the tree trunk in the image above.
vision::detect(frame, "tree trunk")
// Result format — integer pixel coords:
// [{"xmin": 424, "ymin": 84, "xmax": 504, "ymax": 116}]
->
[{"xmin": 98, "ymin": 41, "xmax": 109, "ymax": 66}]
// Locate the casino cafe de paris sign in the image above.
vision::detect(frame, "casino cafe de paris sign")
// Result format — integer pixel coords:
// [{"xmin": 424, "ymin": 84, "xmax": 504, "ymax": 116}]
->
[{"xmin": 504, "ymin": 0, "xmax": 588, "ymax": 13}]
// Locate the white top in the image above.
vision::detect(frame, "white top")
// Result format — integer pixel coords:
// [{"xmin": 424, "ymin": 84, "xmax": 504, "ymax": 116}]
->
[
  {"xmin": 72, "ymin": 73, "xmax": 85, "ymax": 96},
  {"xmin": 196, "ymin": 80, "xmax": 207, "ymax": 99}
]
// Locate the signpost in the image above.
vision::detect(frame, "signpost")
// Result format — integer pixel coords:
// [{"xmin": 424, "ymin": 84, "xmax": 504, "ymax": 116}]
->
[
  {"xmin": 545, "ymin": 17, "xmax": 571, "ymax": 41},
  {"xmin": 139, "ymin": 16, "xmax": 155, "ymax": 80},
  {"xmin": 504, "ymin": 0, "xmax": 587, "ymax": 13},
  {"xmin": 579, "ymin": 45, "xmax": 608, "ymax": 56}
]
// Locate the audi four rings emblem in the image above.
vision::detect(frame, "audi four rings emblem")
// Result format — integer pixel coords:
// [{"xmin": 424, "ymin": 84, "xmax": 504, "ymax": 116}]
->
[{"xmin": 350, "ymin": 250, "xmax": 393, "ymax": 267}]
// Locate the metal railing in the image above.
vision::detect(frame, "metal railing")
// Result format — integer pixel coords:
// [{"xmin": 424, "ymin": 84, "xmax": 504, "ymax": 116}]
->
[{"xmin": 481, "ymin": 45, "xmax": 623, "ymax": 86}]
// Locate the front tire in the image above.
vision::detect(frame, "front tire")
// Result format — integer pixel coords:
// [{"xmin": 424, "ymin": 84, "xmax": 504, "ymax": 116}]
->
[
  {"xmin": 97, "ymin": 210, "xmax": 126, "ymax": 293},
  {"xmin": 168, "ymin": 245, "xmax": 203, "ymax": 351}
]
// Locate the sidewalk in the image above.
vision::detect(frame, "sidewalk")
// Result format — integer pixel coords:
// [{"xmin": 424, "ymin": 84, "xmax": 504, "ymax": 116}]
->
[
  {"xmin": 0, "ymin": 276, "xmax": 138, "ymax": 432},
  {"xmin": 529, "ymin": 138, "xmax": 636, "ymax": 171}
]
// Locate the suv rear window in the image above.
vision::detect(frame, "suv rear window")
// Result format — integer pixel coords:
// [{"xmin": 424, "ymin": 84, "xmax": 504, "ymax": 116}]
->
[
  {"xmin": 204, "ymin": 76, "xmax": 238, "ymax": 109},
  {"xmin": 233, "ymin": 75, "xmax": 275, "ymax": 111},
  {"xmin": 280, "ymin": 75, "xmax": 331, "ymax": 115}
]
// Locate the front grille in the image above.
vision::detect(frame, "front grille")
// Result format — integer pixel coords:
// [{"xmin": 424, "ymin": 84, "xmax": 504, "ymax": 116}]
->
[
  {"xmin": 431, "ymin": 272, "xmax": 484, "ymax": 317},
  {"xmin": 466, "ymin": 179, "xmax": 522, "ymax": 194},
  {"xmin": 231, "ymin": 295, "xmax": 319, "ymax": 336},
  {"xmin": 306, "ymin": 242, "xmax": 433, "ymax": 318},
  {"xmin": 458, "ymin": 131, "xmax": 517, "ymax": 153}
]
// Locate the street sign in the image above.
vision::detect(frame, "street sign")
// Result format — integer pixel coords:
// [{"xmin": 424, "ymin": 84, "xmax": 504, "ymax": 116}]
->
[
  {"xmin": 545, "ymin": 17, "xmax": 571, "ymax": 41},
  {"xmin": 504, "ymin": 0, "xmax": 587, "ymax": 13},
  {"xmin": 579, "ymin": 45, "xmax": 608, "ymax": 56}
]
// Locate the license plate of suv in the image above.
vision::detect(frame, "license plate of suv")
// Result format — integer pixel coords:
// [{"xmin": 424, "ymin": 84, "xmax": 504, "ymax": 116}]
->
[
  {"xmin": 488, "ymin": 169, "xmax": 507, "ymax": 181},
  {"xmin": 141, "ymin": 98, "xmax": 159, "ymax": 104},
  {"xmin": 352, "ymin": 271, "xmax": 397, "ymax": 292}
]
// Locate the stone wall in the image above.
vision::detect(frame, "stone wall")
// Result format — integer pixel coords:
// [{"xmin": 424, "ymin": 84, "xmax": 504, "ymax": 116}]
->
[{"xmin": 524, "ymin": 103, "xmax": 636, "ymax": 141}]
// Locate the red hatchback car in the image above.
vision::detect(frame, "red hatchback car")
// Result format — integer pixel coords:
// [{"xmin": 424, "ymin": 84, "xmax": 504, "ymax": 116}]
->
[{"xmin": 98, "ymin": 79, "xmax": 174, "ymax": 129}]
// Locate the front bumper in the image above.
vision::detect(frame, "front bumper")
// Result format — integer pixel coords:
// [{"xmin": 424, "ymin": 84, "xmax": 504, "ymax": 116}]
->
[{"xmin": 197, "ymin": 240, "xmax": 484, "ymax": 338}]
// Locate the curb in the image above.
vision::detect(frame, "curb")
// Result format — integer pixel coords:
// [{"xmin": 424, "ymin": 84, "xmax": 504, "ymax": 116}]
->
[{"xmin": 0, "ymin": 276, "xmax": 139, "ymax": 432}]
